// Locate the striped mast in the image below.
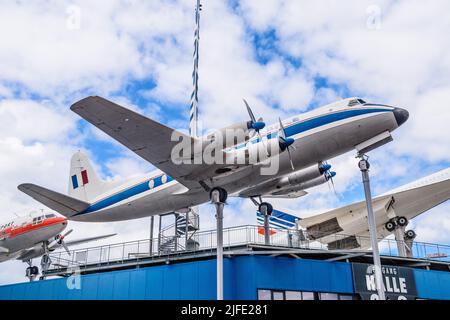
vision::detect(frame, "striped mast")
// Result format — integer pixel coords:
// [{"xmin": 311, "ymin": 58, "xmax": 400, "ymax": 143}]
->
[
  {"xmin": 189, "ymin": 1, "xmax": 201, "ymax": 217},
  {"xmin": 190, "ymin": 0, "xmax": 201, "ymax": 137}
]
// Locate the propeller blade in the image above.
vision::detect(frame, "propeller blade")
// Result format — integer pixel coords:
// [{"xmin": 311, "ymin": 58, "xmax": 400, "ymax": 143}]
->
[
  {"xmin": 326, "ymin": 171, "xmax": 339, "ymax": 198},
  {"xmin": 243, "ymin": 99, "xmax": 256, "ymax": 122},
  {"xmin": 278, "ymin": 118, "xmax": 295, "ymax": 170},
  {"xmin": 63, "ymin": 229, "xmax": 73, "ymax": 237},
  {"xmin": 278, "ymin": 118, "xmax": 286, "ymax": 138},
  {"xmin": 61, "ymin": 241, "xmax": 71, "ymax": 256},
  {"xmin": 286, "ymin": 147, "xmax": 295, "ymax": 171}
]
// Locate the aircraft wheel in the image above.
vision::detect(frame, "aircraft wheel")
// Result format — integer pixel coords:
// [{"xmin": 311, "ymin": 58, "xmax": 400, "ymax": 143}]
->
[
  {"xmin": 259, "ymin": 202, "xmax": 273, "ymax": 216},
  {"xmin": 32, "ymin": 266, "xmax": 39, "ymax": 275},
  {"xmin": 405, "ymin": 230, "xmax": 416, "ymax": 240},
  {"xmin": 397, "ymin": 216, "xmax": 408, "ymax": 227},
  {"xmin": 210, "ymin": 187, "xmax": 228, "ymax": 203},
  {"xmin": 385, "ymin": 221, "xmax": 396, "ymax": 232}
]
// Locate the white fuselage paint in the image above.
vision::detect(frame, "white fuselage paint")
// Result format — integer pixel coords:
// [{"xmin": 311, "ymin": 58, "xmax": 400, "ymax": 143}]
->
[{"xmin": 70, "ymin": 102, "xmax": 402, "ymax": 222}]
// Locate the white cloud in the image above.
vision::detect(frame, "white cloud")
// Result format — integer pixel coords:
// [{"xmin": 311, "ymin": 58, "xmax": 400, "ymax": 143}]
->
[{"xmin": 0, "ymin": 99, "xmax": 75, "ymax": 143}]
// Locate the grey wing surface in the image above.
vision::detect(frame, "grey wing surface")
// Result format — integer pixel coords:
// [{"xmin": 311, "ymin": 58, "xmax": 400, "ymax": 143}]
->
[{"xmin": 71, "ymin": 96, "xmax": 233, "ymax": 191}]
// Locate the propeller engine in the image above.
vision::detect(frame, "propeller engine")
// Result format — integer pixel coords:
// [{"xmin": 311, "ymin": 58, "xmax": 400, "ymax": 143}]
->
[
  {"xmin": 205, "ymin": 100, "xmax": 266, "ymax": 149},
  {"xmin": 243, "ymin": 99, "xmax": 265, "ymax": 133},
  {"xmin": 238, "ymin": 163, "xmax": 335, "ymax": 197},
  {"xmin": 278, "ymin": 118, "xmax": 295, "ymax": 170},
  {"xmin": 49, "ymin": 229, "xmax": 73, "ymax": 255}
]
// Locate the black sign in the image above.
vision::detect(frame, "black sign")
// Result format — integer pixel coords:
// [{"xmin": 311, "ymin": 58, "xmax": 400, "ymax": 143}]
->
[{"xmin": 352, "ymin": 263, "xmax": 417, "ymax": 300}]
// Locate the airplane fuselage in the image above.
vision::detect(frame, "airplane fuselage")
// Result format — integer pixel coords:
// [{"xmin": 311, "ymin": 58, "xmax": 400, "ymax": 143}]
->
[
  {"xmin": 0, "ymin": 214, "xmax": 67, "ymax": 262},
  {"xmin": 69, "ymin": 100, "xmax": 408, "ymax": 222}
]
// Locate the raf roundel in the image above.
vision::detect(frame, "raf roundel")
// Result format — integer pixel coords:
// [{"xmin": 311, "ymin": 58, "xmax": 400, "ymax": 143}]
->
[
  {"xmin": 161, "ymin": 175, "xmax": 167, "ymax": 184},
  {"xmin": 148, "ymin": 180, "xmax": 155, "ymax": 189}
]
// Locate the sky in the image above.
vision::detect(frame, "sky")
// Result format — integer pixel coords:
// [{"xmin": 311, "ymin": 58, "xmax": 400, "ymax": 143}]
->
[{"xmin": 0, "ymin": 0, "xmax": 449, "ymax": 284}]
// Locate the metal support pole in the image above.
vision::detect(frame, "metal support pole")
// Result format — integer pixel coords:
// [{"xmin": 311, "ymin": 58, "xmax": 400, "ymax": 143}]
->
[
  {"xmin": 358, "ymin": 156, "xmax": 386, "ymax": 300},
  {"xmin": 394, "ymin": 226, "xmax": 407, "ymax": 257},
  {"xmin": 215, "ymin": 202, "xmax": 224, "ymax": 300},
  {"xmin": 211, "ymin": 189, "xmax": 225, "ymax": 301},
  {"xmin": 259, "ymin": 204, "xmax": 271, "ymax": 245},
  {"xmin": 158, "ymin": 215, "xmax": 162, "ymax": 255},
  {"xmin": 405, "ymin": 239, "xmax": 414, "ymax": 258},
  {"xmin": 149, "ymin": 216, "xmax": 154, "ymax": 256},
  {"xmin": 264, "ymin": 214, "xmax": 270, "ymax": 245}
]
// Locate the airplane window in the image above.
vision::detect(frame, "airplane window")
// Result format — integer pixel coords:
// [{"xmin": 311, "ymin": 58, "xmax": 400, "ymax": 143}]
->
[
  {"xmin": 348, "ymin": 99, "xmax": 360, "ymax": 107},
  {"xmin": 45, "ymin": 214, "xmax": 56, "ymax": 219},
  {"xmin": 348, "ymin": 99, "xmax": 367, "ymax": 107}
]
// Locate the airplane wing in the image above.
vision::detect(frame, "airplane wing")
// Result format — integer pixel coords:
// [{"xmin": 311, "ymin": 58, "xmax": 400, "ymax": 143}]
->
[
  {"xmin": 71, "ymin": 96, "xmax": 231, "ymax": 191},
  {"xmin": 61, "ymin": 233, "xmax": 116, "ymax": 248},
  {"xmin": 18, "ymin": 184, "xmax": 90, "ymax": 217},
  {"xmin": 299, "ymin": 176, "xmax": 450, "ymax": 250}
]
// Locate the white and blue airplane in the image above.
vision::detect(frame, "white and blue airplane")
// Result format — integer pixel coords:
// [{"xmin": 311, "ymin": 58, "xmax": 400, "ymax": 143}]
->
[{"xmin": 18, "ymin": 96, "xmax": 409, "ymax": 222}]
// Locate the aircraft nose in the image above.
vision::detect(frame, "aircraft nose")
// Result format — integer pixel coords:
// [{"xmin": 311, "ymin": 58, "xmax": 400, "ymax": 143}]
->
[{"xmin": 393, "ymin": 107, "xmax": 409, "ymax": 126}]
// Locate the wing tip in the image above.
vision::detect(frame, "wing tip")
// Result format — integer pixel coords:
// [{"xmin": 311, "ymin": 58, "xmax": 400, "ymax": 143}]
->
[
  {"xmin": 17, "ymin": 183, "xmax": 33, "ymax": 192},
  {"xmin": 70, "ymin": 95, "xmax": 101, "ymax": 112}
]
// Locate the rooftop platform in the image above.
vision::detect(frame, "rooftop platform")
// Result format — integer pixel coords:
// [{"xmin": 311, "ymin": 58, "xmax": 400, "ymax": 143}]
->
[{"xmin": 45, "ymin": 225, "xmax": 450, "ymax": 278}]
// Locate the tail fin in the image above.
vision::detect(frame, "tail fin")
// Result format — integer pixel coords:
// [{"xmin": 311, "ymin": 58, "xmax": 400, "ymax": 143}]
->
[{"xmin": 69, "ymin": 151, "xmax": 106, "ymax": 202}]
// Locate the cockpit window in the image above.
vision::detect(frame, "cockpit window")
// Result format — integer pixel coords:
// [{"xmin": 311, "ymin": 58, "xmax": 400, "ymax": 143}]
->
[
  {"xmin": 348, "ymin": 99, "xmax": 367, "ymax": 107},
  {"xmin": 45, "ymin": 214, "xmax": 56, "ymax": 219}
]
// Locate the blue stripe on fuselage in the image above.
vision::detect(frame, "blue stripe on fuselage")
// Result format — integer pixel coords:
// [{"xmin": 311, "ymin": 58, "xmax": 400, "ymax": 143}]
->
[
  {"xmin": 78, "ymin": 175, "xmax": 173, "ymax": 215},
  {"xmin": 231, "ymin": 108, "xmax": 390, "ymax": 150},
  {"xmin": 77, "ymin": 107, "xmax": 391, "ymax": 216}
]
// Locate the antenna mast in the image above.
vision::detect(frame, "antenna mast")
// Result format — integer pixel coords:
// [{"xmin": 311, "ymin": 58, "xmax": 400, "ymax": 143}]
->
[{"xmin": 190, "ymin": 0, "xmax": 201, "ymax": 137}]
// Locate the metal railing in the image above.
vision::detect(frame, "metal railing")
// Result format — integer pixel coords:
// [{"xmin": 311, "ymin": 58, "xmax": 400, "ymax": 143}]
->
[{"xmin": 47, "ymin": 225, "xmax": 450, "ymax": 271}]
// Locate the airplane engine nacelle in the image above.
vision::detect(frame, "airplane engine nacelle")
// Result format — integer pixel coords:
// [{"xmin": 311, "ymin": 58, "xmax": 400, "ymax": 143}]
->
[
  {"xmin": 206, "ymin": 121, "xmax": 258, "ymax": 149},
  {"xmin": 284, "ymin": 164, "xmax": 330, "ymax": 186},
  {"xmin": 225, "ymin": 138, "xmax": 281, "ymax": 165},
  {"xmin": 237, "ymin": 163, "xmax": 332, "ymax": 197},
  {"xmin": 277, "ymin": 174, "xmax": 330, "ymax": 193}
]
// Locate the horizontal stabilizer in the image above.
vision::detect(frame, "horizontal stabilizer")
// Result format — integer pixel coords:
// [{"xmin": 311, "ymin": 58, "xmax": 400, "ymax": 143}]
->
[{"xmin": 18, "ymin": 184, "xmax": 90, "ymax": 217}]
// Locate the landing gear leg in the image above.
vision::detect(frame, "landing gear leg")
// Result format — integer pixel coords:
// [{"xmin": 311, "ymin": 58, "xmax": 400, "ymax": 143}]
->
[
  {"xmin": 210, "ymin": 187, "xmax": 227, "ymax": 301},
  {"xmin": 251, "ymin": 197, "xmax": 274, "ymax": 245},
  {"xmin": 25, "ymin": 260, "xmax": 39, "ymax": 282},
  {"xmin": 404, "ymin": 229, "xmax": 416, "ymax": 258},
  {"xmin": 39, "ymin": 242, "xmax": 51, "ymax": 281},
  {"xmin": 387, "ymin": 216, "xmax": 414, "ymax": 258}
]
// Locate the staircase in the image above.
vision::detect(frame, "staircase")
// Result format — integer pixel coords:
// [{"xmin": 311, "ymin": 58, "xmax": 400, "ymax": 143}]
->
[{"xmin": 158, "ymin": 210, "xmax": 200, "ymax": 254}]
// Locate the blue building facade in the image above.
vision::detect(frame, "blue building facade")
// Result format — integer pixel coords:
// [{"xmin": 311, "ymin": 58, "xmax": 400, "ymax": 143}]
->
[{"xmin": 0, "ymin": 256, "xmax": 449, "ymax": 300}]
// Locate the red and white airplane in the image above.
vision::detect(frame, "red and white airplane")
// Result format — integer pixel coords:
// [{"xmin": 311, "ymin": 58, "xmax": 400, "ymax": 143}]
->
[{"xmin": 0, "ymin": 211, "xmax": 115, "ymax": 280}]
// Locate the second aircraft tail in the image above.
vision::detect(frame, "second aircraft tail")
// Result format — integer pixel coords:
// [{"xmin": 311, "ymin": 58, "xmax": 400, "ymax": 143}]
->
[{"xmin": 68, "ymin": 151, "xmax": 107, "ymax": 202}]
